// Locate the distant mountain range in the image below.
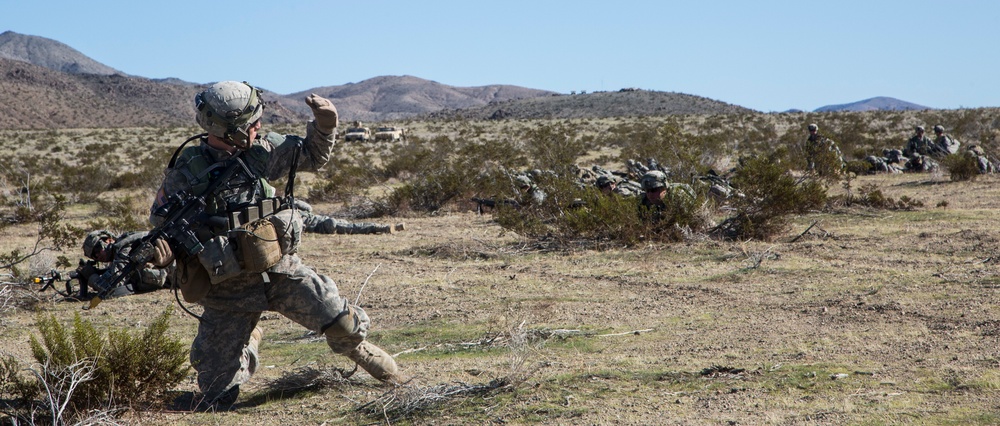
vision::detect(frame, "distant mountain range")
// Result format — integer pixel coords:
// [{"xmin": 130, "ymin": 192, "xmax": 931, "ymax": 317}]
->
[
  {"xmin": 813, "ymin": 96, "xmax": 930, "ymax": 112},
  {"xmin": 0, "ymin": 30, "xmax": 940, "ymax": 129}
]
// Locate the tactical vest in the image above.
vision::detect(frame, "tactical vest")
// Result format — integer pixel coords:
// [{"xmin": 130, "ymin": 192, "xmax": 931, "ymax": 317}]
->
[{"xmin": 173, "ymin": 136, "xmax": 278, "ymax": 216}]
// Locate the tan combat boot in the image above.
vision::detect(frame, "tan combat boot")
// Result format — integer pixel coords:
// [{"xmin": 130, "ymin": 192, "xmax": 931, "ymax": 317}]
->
[
  {"xmin": 346, "ymin": 340, "xmax": 405, "ymax": 384},
  {"xmin": 375, "ymin": 225, "xmax": 394, "ymax": 234},
  {"xmin": 394, "ymin": 223, "xmax": 406, "ymax": 232}
]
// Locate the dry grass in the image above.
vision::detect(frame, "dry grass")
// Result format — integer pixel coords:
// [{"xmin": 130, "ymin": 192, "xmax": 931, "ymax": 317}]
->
[{"xmin": 3, "ymin": 121, "xmax": 1000, "ymax": 424}]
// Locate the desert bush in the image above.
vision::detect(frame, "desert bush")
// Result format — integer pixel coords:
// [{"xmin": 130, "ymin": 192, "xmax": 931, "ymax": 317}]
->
[
  {"xmin": 377, "ymin": 162, "xmax": 486, "ymax": 215},
  {"xmin": 374, "ymin": 136, "xmax": 529, "ymax": 215},
  {"xmin": 59, "ymin": 163, "xmax": 114, "ymax": 203},
  {"xmin": 939, "ymin": 153, "xmax": 980, "ymax": 181},
  {"xmin": 309, "ymin": 156, "xmax": 383, "ymax": 204},
  {"xmin": 848, "ymin": 183, "xmax": 925, "ymax": 210},
  {"xmin": 492, "ymin": 173, "xmax": 712, "ymax": 246},
  {"xmin": 610, "ymin": 121, "xmax": 725, "ymax": 180},
  {"xmin": 0, "ymin": 354, "xmax": 40, "ymax": 404},
  {"xmin": 2, "ymin": 194, "xmax": 82, "ymax": 278},
  {"xmin": 714, "ymin": 150, "xmax": 827, "ymax": 241},
  {"xmin": 27, "ymin": 307, "xmax": 189, "ymax": 415},
  {"xmin": 520, "ymin": 123, "xmax": 587, "ymax": 172},
  {"xmin": 112, "ymin": 147, "xmax": 172, "ymax": 190},
  {"xmin": 87, "ymin": 196, "xmax": 148, "ymax": 232},
  {"xmin": 845, "ymin": 159, "xmax": 873, "ymax": 176}
]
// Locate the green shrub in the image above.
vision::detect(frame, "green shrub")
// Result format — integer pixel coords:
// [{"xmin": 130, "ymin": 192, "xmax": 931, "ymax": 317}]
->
[
  {"xmin": 844, "ymin": 183, "xmax": 925, "ymax": 210},
  {"xmin": 940, "ymin": 153, "xmax": 980, "ymax": 181},
  {"xmin": 0, "ymin": 355, "xmax": 40, "ymax": 404},
  {"xmin": 28, "ymin": 307, "xmax": 190, "ymax": 414},
  {"xmin": 716, "ymin": 151, "xmax": 827, "ymax": 241},
  {"xmin": 492, "ymin": 173, "xmax": 712, "ymax": 247},
  {"xmin": 87, "ymin": 196, "xmax": 149, "ymax": 232}
]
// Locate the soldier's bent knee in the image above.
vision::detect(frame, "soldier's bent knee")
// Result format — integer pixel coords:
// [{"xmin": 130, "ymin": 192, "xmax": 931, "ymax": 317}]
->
[{"xmin": 322, "ymin": 305, "xmax": 364, "ymax": 339}]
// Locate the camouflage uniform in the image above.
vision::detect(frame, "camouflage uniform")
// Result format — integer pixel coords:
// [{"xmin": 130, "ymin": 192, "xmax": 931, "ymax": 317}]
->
[
  {"xmin": 864, "ymin": 149, "xmax": 907, "ymax": 174},
  {"xmin": 933, "ymin": 127, "xmax": 961, "ymax": 156},
  {"xmin": 595, "ymin": 175, "xmax": 641, "ymax": 197},
  {"xmin": 804, "ymin": 124, "xmax": 845, "ymax": 175},
  {"xmin": 81, "ymin": 230, "xmax": 171, "ymax": 298},
  {"xmin": 966, "ymin": 144, "xmax": 996, "ymax": 174},
  {"xmin": 293, "ymin": 200, "xmax": 398, "ymax": 235},
  {"xmin": 515, "ymin": 175, "xmax": 547, "ymax": 206},
  {"xmin": 637, "ymin": 171, "xmax": 695, "ymax": 223},
  {"xmin": 903, "ymin": 127, "xmax": 937, "ymax": 158},
  {"xmin": 151, "ymin": 82, "xmax": 398, "ymax": 404}
]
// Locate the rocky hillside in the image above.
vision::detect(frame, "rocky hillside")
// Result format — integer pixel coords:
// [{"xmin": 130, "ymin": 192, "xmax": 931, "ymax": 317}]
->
[
  {"xmin": 426, "ymin": 89, "xmax": 756, "ymax": 120},
  {"xmin": 0, "ymin": 31, "xmax": 121, "ymax": 76},
  {"xmin": 0, "ymin": 31, "xmax": 764, "ymax": 129},
  {"xmin": 0, "ymin": 58, "xmax": 303, "ymax": 130},
  {"xmin": 281, "ymin": 75, "xmax": 557, "ymax": 122}
]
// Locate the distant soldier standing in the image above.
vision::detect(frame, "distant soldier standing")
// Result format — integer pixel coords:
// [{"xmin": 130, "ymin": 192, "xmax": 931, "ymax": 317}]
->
[{"xmin": 803, "ymin": 123, "xmax": 845, "ymax": 177}]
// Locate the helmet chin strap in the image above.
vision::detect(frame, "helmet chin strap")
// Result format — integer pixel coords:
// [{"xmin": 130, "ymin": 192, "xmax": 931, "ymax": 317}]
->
[{"xmin": 223, "ymin": 129, "xmax": 253, "ymax": 151}]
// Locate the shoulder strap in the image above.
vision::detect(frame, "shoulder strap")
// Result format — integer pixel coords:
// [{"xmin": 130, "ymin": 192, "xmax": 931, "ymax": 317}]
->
[{"xmin": 168, "ymin": 133, "xmax": 208, "ymax": 169}]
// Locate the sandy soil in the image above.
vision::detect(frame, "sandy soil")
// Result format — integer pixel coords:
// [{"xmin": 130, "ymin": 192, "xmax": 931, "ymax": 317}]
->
[{"xmin": 2, "ymin": 172, "xmax": 1000, "ymax": 425}]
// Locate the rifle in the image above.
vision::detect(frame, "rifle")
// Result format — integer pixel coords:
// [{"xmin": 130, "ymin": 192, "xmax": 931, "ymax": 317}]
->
[
  {"xmin": 87, "ymin": 156, "xmax": 250, "ymax": 309},
  {"xmin": 471, "ymin": 197, "xmax": 520, "ymax": 214},
  {"xmin": 27, "ymin": 259, "xmax": 97, "ymax": 299}
]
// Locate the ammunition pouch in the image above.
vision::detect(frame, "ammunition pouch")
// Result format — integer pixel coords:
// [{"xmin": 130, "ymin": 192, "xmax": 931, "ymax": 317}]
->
[
  {"xmin": 177, "ymin": 256, "xmax": 211, "ymax": 303},
  {"xmin": 268, "ymin": 207, "xmax": 303, "ymax": 256},
  {"xmin": 197, "ymin": 235, "xmax": 242, "ymax": 284},
  {"xmin": 236, "ymin": 218, "xmax": 282, "ymax": 273}
]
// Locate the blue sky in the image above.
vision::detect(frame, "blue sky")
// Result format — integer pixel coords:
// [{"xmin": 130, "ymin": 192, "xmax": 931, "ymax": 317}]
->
[{"xmin": 3, "ymin": 0, "xmax": 997, "ymax": 112}]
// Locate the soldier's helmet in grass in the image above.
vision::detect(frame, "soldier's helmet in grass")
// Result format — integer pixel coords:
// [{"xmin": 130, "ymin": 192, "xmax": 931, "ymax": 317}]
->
[
  {"xmin": 640, "ymin": 171, "xmax": 668, "ymax": 191},
  {"xmin": 195, "ymin": 81, "xmax": 265, "ymax": 147},
  {"xmin": 82, "ymin": 230, "xmax": 113, "ymax": 259},
  {"xmin": 515, "ymin": 175, "xmax": 533, "ymax": 189},
  {"xmin": 596, "ymin": 175, "xmax": 617, "ymax": 189}
]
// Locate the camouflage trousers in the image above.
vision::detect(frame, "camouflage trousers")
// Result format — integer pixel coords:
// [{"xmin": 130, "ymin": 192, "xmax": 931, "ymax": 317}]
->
[
  {"xmin": 189, "ymin": 260, "xmax": 371, "ymax": 401},
  {"xmin": 301, "ymin": 211, "xmax": 383, "ymax": 235}
]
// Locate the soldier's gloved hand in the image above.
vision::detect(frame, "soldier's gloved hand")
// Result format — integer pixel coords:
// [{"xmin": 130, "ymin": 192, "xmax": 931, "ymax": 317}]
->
[
  {"xmin": 150, "ymin": 238, "xmax": 175, "ymax": 268},
  {"xmin": 77, "ymin": 261, "xmax": 100, "ymax": 282},
  {"xmin": 305, "ymin": 93, "xmax": 338, "ymax": 135},
  {"xmin": 89, "ymin": 273, "xmax": 111, "ymax": 293}
]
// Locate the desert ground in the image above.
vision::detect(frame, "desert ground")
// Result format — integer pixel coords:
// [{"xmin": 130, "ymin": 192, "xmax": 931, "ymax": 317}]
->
[{"xmin": 2, "ymin": 123, "xmax": 1000, "ymax": 425}]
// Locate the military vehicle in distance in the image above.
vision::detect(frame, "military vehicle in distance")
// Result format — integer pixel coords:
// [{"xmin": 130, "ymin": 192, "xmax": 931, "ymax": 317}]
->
[
  {"xmin": 344, "ymin": 121, "xmax": 372, "ymax": 142},
  {"xmin": 374, "ymin": 126, "xmax": 405, "ymax": 142}
]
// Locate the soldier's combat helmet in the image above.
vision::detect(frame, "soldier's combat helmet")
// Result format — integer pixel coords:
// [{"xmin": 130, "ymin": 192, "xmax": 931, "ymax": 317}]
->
[
  {"xmin": 514, "ymin": 175, "xmax": 533, "ymax": 189},
  {"xmin": 807, "ymin": 123, "xmax": 818, "ymax": 132},
  {"xmin": 933, "ymin": 125, "xmax": 944, "ymax": 133},
  {"xmin": 195, "ymin": 81, "xmax": 265, "ymax": 148},
  {"xmin": 915, "ymin": 125, "xmax": 925, "ymax": 133},
  {"xmin": 596, "ymin": 175, "xmax": 617, "ymax": 189},
  {"xmin": 82, "ymin": 230, "xmax": 114, "ymax": 259},
  {"xmin": 640, "ymin": 170, "xmax": 668, "ymax": 191}
]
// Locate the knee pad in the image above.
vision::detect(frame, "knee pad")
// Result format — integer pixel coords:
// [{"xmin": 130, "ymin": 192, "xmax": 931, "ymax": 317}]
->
[{"xmin": 322, "ymin": 305, "xmax": 364, "ymax": 339}]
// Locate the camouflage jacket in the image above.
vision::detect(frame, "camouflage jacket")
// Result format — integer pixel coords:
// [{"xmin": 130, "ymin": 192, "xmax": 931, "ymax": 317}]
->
[
  {"xmin": 94, "ymin": 231, "xmax": 169, "ymax": 294},
  {"xmin": 904, "ymin": 135, "xmax": 936, "ymax": 158},
  {"xmin": 935, "ymin": 134, "xmax": 961, "ymax": 156},
  {"xmin": 149, "ymin": 121, "xmax": 335, "ymax": 310}
]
